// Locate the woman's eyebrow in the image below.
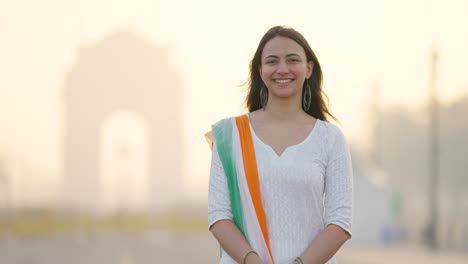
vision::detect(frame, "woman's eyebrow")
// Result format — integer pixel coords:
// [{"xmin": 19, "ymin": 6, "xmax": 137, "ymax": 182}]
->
[
  {"xmin": 264, "ymin": 53, "xmax": 301, "ymax": 59},
  {"xmin": 264, "ymin": 55, "xmax": 279, "ymax": 60}
]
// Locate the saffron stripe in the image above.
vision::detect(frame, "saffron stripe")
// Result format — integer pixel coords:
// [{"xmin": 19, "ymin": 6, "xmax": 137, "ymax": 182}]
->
[
  {"xmin": 235, "ymin": 115, "xmax": 274, "ymax": 262},
  {"xmin": 232, "ymin": 118, "xmax": 272, "ymax": 263}
]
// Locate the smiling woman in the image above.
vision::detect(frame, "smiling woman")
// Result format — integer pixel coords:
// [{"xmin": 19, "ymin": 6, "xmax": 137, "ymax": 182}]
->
[
  {"xmin": 206, "ymin": 26, "xmax": 353, "ymax": 264},
  {"xmin": 245, "ymin": 26, "xmax": 335, "ymax": 123},
  {"xmin": 260, "ymin": 36, "xmax": 313, "ymax": 107}
]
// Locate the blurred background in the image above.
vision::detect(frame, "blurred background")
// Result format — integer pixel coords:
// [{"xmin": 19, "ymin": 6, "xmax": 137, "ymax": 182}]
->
[{"xmin": 1, "ymin": 0, "xmax": 467, "ymax": 263}]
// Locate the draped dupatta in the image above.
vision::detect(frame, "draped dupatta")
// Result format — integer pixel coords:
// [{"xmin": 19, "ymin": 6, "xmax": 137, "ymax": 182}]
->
[{"xmin": 206, "ymin": 115, "xmax": 274, "ymax": 264}]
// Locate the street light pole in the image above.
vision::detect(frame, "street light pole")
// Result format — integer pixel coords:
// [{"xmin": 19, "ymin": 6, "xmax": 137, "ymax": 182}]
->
[{"xmin": 427, "ymin": 47, "xmax": 440, "ymax": 249}]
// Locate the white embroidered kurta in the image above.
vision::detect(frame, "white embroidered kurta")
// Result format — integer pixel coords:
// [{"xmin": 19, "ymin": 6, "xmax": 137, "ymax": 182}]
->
[{"xmin": 208, "ymin": 117, "xmax": 353, "ymax": 264}]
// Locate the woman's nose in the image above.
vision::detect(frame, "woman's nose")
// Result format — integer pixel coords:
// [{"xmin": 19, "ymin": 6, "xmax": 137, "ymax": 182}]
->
[{"xmin": 276, "ymin": 61, "xmax": 289, "ymax": 73}]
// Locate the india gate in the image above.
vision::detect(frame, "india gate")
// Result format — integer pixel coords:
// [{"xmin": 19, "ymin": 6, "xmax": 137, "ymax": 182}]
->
[{"xmin": 63, "ymin": 30, "xmax": 183, "ymax": 214}]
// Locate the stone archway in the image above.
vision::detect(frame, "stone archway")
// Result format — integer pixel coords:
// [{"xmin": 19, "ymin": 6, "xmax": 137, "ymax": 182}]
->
[{"xmin": 63, "ymin": 30, "xmax": 183, "ymax": 213}]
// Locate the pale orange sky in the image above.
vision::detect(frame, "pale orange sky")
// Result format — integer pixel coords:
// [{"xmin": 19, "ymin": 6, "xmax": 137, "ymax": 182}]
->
[{"xmin": 1, "ymin": 0, "xmax": 467, "ymax": 205}]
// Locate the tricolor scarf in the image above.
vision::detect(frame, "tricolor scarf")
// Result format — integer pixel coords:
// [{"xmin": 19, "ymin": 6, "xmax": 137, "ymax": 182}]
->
[{"xmin": 206, "ymin": 115, "xmax": 274, "ymax": 264}]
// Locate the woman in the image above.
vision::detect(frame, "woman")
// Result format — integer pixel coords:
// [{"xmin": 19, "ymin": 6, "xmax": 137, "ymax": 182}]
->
[{"xmin": 206, "ymin": 26, "xmax": 353, "ymax": 264}]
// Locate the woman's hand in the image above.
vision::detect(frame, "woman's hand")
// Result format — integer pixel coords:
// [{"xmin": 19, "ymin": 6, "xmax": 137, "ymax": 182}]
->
[{"xmin": 244, "ymin": 252, "xmax": 265, "ymax": 264}]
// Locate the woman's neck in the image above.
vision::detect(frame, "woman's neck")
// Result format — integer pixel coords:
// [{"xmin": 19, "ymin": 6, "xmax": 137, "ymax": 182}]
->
[{"xmin": 262, "ymin": 96, "xmax": 308, "ymax": 122}]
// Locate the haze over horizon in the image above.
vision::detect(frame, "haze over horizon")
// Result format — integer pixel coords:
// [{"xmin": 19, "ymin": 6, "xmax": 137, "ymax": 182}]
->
[{"xmin": 1, "ymin": 0, "xmax": 467, "ymax": 207}]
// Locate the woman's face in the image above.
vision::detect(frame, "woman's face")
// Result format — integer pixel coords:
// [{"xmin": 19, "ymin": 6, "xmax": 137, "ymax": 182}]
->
[{"xmin": 260, "ymin": 36, "xmax": 313, "ymax": 102}]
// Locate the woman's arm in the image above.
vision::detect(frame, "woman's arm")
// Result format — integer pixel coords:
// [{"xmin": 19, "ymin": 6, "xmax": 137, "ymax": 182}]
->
[
  {"xmin": 296, "ymin": 127, "xmax": 353, "ymax": 263},
  {"xmin": 210, "ymin": 219, "xmax": 264, "ymax": 264},
  {"xmin": 208, "ymin": 142, "xmax": 264, "ymax": 264},
  {"xmin": 296, "ymin": 224, "xmax": 350, "ymax": 264}
]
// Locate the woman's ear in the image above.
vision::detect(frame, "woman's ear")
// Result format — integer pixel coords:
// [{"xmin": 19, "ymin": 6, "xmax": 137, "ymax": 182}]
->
[{"xmin": 307, "ymin": 61, "xmax": 314, "ymax": 78}]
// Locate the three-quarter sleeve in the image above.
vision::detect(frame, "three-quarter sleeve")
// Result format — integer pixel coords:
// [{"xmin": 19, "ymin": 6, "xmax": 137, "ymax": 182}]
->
[
  {"xmin": 324, "ymin": 128, "xmax": 353, "ymax": 236},
  {"xmin": 208, "ymin": 144, "xmax": 233, "ymax": 229}
]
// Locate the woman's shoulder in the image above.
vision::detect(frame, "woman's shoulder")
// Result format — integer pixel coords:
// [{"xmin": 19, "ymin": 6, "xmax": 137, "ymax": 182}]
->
[
  {"xmin": 212, "ymin": 116, "xmax": 232, "ymax": 125},
  {"xmin": 314, "ymin": 119, "xmax": 348, "ymax": 149},
  {"xmin": 316, "ymin": 119, "xmax": 343, "ymax": 137},
  {"xmin": 211, "ymin": 113, "xmax": 251, "ymax": 126}
]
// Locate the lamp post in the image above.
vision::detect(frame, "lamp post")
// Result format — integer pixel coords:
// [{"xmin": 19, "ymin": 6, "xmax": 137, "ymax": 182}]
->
[{"xmin": 427, "ymin": 47, "xmax": 440, "ymax": 249}]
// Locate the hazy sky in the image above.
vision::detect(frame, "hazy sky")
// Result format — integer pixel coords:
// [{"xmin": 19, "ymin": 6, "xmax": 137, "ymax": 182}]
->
[{"xmin": 1, "ymin": 0, "xmax": 467, "ymax": 204}]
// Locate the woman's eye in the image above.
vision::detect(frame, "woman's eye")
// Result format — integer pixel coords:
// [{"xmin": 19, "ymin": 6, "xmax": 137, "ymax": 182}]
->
[{"xmin": 289, "ymin": 58, "xmax": 300, "ymax": 62}]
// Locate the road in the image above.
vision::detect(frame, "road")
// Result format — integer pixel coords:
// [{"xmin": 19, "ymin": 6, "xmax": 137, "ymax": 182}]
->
[{"xmin": 1, "ymin": 230, "xmax": 467, "ymax": 264}]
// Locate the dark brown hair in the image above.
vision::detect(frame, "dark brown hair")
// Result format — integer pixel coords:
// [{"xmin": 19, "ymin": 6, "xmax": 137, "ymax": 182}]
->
[{"xmin": 245, "ymin": 25, "xmax": 336, "ymax": 122}]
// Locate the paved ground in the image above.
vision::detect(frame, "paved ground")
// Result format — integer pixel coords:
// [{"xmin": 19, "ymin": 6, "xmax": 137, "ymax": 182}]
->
[
  {"xmin": 1, "ymin": 230, "xmax": 467, "ymax": 264},
  {"xmin": 338, "ymin": 244, "xmax": 468, "ymax": 264}
]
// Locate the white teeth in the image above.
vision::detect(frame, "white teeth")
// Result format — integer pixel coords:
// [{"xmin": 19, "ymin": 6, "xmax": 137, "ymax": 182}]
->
[{"xmin": 275, "ymin": 79, "xmax": 291, "ymax": 83}]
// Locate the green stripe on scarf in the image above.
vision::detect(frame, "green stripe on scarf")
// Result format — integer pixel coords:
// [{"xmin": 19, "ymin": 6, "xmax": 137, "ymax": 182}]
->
[{"xmin": 212, "ymin": 118, "xmax": 245, "ymax": 236}]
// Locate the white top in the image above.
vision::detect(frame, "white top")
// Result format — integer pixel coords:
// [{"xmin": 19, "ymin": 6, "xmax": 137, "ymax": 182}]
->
[{"xmin": 208, "ymin": 116, "xmax": 353, "ymax": 264}]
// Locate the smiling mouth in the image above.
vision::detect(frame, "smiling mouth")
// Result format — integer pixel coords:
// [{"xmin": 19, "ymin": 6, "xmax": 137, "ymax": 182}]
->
[{"xmin": 274, "ymin": 79, "xmax": 293, "ymax": 84}]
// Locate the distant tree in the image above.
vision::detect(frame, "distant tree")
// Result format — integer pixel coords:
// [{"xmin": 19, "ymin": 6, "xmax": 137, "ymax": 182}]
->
[
  {"xmin": 0, "ymin": 154, "xmax": 9, "ymax": 211},
  {"xmin": 371, "ymin": 95, "xmax": 468, "ymax": 249}
]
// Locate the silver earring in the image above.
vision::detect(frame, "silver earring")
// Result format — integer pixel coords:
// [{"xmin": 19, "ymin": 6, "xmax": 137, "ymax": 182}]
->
[
  {"xmin": 303, "ymin": 80, "xmax": 312, "ymax": 111},
  {"xmin": 260, "ymin": 85, "xmax": 268, "ymax": 109}
]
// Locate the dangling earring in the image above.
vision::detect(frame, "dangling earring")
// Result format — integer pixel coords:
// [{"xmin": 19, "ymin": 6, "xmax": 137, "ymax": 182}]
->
[
  {"xmin": 260, "ymin": 85, "xmax": 268, "ymax": 109},
  {"xmin": 303, "ymin": 79, "xmax": 312, "ymax": 111}
]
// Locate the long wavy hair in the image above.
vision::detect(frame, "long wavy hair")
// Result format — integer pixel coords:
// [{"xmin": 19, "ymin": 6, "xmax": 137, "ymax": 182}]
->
[{"xmin": 245, "ymin": 25, "xmax": 336, "ymax": 122}]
